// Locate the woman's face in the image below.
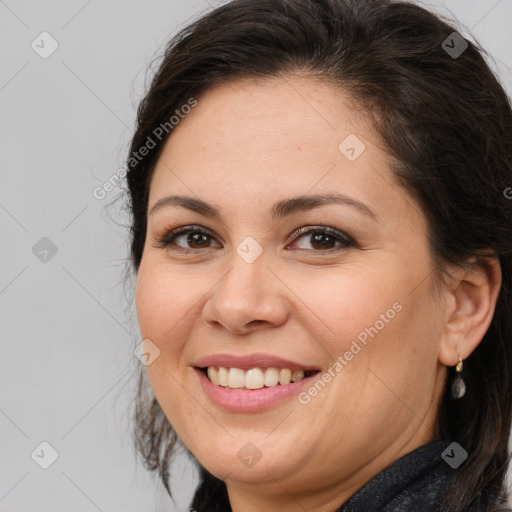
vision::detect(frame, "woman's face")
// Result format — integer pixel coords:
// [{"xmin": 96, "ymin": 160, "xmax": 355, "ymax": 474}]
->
[{"xmin": 135, "ymin": 76, "xmax": 449, "ymax": 505}]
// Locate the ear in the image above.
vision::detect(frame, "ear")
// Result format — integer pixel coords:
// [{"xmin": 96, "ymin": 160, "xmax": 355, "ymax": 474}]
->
[{"xmin": 438, "ymin": 255, "xmax": 502, "ymax": 367}]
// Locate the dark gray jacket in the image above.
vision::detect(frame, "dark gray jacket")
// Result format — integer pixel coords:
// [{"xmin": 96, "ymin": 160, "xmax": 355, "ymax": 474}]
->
[{"xmin": 336, "ymin": 440, "xmax": 490, "ymax": 512}]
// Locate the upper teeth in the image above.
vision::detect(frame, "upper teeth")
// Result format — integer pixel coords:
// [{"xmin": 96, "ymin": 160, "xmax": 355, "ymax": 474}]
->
[{"xmin": 206, "ymin": 367, "xmax": 305, "ymax": 389}]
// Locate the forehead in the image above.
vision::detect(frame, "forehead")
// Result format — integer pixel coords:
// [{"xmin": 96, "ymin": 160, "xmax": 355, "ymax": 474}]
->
[
  {"xmin": 164, "ymin": 75, "xmax": 370, "ymax": 156},
  {"xmin": 148, "ymin": 75, "xmax": 412, "ymax": 225}
]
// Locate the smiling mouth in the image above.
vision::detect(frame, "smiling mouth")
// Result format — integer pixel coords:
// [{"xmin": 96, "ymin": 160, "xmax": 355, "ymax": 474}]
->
[{"xmin": 199, "ymin": 366, "xmax": 320, "ymax": 390}]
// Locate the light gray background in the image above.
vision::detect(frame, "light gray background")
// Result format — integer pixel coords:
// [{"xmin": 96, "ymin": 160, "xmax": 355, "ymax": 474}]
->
[{"xmin": 1, "ymin": 1, "xmax": 511, "ymax": 511}]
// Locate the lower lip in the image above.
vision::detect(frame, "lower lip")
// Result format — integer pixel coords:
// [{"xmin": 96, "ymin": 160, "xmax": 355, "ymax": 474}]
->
[{"xmin": 195, "ymin": 368, "xmax": 316, "ymax": 412}]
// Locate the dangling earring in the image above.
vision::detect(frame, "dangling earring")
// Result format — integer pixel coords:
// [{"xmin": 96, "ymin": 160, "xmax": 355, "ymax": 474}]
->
[{"xmin": 451, "ymin": 353, "xmax": 466, "ymax": 399}]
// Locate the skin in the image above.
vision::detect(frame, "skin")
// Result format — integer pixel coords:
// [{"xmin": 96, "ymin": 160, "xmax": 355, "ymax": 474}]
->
[{"xmin": 135, "ymin": 74, "xmax": 501, "ymax": 512}]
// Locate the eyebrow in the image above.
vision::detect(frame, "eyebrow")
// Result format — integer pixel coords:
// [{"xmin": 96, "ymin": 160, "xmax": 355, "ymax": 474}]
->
[{"xmin": 148, "ymin": 193, "xmax": 377, "ymax": 220}]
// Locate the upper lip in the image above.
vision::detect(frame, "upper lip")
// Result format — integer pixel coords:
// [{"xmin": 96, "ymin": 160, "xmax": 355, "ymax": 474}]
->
[{"xmin": 193, "ymin": 353, "xmax": 320, "ymax": 372}]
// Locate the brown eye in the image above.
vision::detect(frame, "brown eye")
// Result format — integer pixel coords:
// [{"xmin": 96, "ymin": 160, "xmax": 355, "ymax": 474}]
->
[
  {"xmin": 289, "ymin": 226, "xmax": 356, "ymax": 252},
  {"xmin": 308, "ymin": 232, "xmax": 337, "ymax": 250},
  {"xmin": 156, "ymin": 226, "xmax": 221, "ymax": 251},
  {"xmin": 185, "ymin": 232, "xmax": 211, "ymax": 249},
  {"xmin": 155, "ymin": 224, "xmax": 357, "ymax": 254}
]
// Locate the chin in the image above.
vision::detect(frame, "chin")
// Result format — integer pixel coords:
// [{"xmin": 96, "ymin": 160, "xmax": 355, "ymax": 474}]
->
[{"xmin": 189, "ymin": 432, "xmax": 306, "ymax": 485}]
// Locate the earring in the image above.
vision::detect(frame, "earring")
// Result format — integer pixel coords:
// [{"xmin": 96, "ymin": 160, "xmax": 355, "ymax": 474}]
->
[{"xmin": 451, "ymin": 353, "xmax": 466, "ymax": 399}]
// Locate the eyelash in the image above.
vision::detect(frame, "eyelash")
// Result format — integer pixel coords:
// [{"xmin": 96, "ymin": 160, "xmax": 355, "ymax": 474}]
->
[{"xmin": 153, "ymin": 224, "xmax": 358, "ymax": 254}]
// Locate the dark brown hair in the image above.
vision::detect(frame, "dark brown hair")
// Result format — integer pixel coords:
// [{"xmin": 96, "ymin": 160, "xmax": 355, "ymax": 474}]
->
[{"xmin": 126, "ymin": 1, "xmax": 512, "ymax": 510}]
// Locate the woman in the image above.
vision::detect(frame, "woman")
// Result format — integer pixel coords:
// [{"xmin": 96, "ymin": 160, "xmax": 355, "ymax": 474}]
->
[{"xmin": 126, "ymin": 0, "xmax": 512, "ymax": 510}]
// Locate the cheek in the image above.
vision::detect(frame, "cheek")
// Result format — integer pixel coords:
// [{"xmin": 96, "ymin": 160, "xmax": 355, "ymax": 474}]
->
[
  {"xmin": 135, "ymin": 262, "xmax": 202, "ymax": 435},
  {"xmin": 134, "ymin": 260, "xmax": 203, "ymax": 410},
  {"xmin": 282, "ymin": 265, "xmax": 399, "ymax": 345},
  {"xmin": 294, "ymin": 262, "xmax": 441, "ymax": 393},
  {"xmin": 304, "ymin": 276, "xmax": 441, "ymax": 447},
  {"xmin": 135, "ymin": 262, "xmax": 194, "ymax": 347}
]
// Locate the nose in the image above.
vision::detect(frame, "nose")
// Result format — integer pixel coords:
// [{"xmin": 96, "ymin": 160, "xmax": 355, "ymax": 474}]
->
[{"xmin": 201, "ymin": 251, "xmax": 289, "ymax": 335}]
